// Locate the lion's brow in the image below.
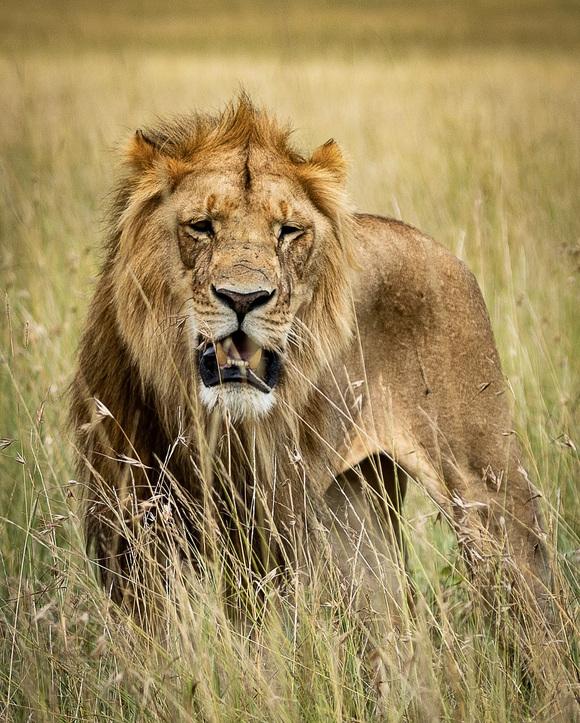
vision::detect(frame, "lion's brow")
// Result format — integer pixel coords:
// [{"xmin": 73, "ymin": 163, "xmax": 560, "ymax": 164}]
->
[{"xmin": 242, "ymin": 143, "xmax": 252, "ymax": 192}]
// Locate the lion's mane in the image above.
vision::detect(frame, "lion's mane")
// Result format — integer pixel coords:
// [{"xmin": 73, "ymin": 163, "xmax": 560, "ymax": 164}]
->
[{"xmin": 70, "ymin": 97, "xmax": 355, "ymax": 598}]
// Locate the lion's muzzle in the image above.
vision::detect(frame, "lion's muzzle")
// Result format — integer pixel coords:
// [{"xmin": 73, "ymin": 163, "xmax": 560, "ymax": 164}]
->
[
  {"xmin": 198, "ymin": 330, "xmax": 281, "ymax": 394},
  {"xmin": 211, "ymin": 285, "xmax": 275, "ymax": 320}
]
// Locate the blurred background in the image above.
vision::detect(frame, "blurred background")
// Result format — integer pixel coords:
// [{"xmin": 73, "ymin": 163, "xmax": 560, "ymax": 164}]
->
[{"xmin": 1, "ymin": 1, "xmax": 579, "ymax": 719}]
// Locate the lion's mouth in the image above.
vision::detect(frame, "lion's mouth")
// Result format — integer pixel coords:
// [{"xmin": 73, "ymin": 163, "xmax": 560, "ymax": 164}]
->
[{"xmin": 198, "ymin": 330, "xmax": 281, "ymax": 394}]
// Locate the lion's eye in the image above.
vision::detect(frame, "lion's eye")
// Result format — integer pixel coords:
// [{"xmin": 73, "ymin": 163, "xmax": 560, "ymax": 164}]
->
[
  {"xmin": 185, "ymin": 219, "xmax": 214, "ymax": 236},
  {"xmin": 277, "ymin": 224, "xmax": 304, "ymax": 242}
]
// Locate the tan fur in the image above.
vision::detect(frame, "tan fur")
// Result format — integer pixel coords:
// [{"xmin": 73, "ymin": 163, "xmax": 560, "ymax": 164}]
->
[{"xmin": 71, "ymin": 96, "xmax": 552, "ymax": 631}]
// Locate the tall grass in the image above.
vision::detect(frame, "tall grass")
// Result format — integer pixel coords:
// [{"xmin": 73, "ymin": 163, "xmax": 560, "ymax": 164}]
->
[{"xmin": 1, "ymin": 2, "xmax": 579, "ymax": 720}]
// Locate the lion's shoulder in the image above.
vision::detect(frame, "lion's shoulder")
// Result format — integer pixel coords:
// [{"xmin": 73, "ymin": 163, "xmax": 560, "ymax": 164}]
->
[
  {"xmin": 352, "ymin": 212, "xmax": 478, "ymax": 307},
  {"xmin": 354, "ymin": 212, "xmax": 447, "ymax": 264}
]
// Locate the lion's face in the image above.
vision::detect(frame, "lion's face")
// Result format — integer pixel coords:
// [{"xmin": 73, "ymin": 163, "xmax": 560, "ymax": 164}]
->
[
  {"xmin": 172, "ymin": 162, "xmax": 336, "ymax": 418},
  {"xmin": 113, "ymin": 105, "xmax": 352, "ymax": 422}
]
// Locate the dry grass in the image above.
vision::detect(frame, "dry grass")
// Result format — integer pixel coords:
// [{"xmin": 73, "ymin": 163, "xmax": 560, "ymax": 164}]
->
[{"xmin": 1, "ymin": 2, "xmax": 579, "ymax": 720}]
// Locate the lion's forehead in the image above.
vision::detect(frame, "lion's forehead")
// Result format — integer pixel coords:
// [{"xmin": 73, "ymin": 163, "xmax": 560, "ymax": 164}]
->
[{"xmin": 173, "ymin": 170, "xmax": 310, "ymax": 222}]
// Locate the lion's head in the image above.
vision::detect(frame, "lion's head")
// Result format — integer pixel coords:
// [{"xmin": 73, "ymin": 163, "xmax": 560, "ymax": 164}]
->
[{"xmin": 110, "ymin": 96, "xmax": 354, "ymax": 421}]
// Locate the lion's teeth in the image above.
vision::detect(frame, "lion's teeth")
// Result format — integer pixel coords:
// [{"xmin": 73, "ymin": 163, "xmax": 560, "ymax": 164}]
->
[
  {"xmin": 226, "ymin": 358, "xmax": 249, "ymax": 368},
  {"xmin": 257, "ymin": 356, "xmax": 267, "ymax": 379},
  {"xmin": 248, "ymin": 348, "xmax": 262, "ymax": 371},
  {"xmin": 215, "ymin": 342, "xmax": 228, "ymax": 367},
  {"xmin": 215, "ymin": 335, "xmax": 263, "ymax": 371}
]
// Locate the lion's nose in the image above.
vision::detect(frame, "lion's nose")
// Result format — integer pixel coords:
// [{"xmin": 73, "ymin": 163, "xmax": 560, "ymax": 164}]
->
[{"xmin": 212, "ymin": 286, "xmax": 275, "ymax": 320}]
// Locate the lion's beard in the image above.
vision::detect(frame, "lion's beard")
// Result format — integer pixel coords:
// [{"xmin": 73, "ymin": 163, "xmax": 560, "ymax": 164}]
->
[{"xmin": 198, "ymin": 381, "xmax": 277, "ymax": 420}]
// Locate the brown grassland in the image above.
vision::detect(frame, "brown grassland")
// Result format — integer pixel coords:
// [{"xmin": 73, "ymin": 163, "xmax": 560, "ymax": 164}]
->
[{"xmin": 1, "ymin": 1, "xmax": 579, "ymax": 720}]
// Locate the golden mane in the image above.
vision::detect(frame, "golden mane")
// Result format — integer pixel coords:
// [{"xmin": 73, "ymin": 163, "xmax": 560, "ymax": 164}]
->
[
  {"xmin": 129, "ymin": 95, "xmax": 303, "ymax": 165},
  {"xmin": 71, "ymin": 96, "xmax": 356, "ymax": 601}
]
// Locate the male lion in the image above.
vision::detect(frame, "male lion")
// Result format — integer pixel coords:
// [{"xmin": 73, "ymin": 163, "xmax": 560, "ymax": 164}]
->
[{"xmin": 71, "ymin": 96, "xmax": 553, "ymax": 655}]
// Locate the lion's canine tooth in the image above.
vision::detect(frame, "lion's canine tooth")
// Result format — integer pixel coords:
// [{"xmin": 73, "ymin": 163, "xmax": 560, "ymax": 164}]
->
[
  {"xmin": 257, "ymin": 356, "xmax": 267, "ymax": 379},
  {"xmin": 215, "ymin": 342, "xmax": 228, "ymax": 367},
  {"xmin": 221, "ymin": 337, "xmax": 232, "ymax": 354},
  {"xmin": 248, "ymin": 348, "xmax": 262, "ymax": 371}
]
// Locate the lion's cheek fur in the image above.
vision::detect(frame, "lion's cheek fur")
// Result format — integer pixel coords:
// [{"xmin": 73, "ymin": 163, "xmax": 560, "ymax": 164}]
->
[
  {"xmin": 278, "ymin": 257, "xmax": 353, "ymax": 415},
  {"xmin": 110, "ymin": 245, "xmax": 197, "ymax": 415}
]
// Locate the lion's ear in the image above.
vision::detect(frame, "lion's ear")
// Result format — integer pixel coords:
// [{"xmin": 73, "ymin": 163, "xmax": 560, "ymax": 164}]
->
[
  {"xmin": 309, "ymin": 139, "xmax": 347, "ymax": 185},
  {"xmin": 126, "ymin": 129, "xmax": 161, "ymax": 171}
]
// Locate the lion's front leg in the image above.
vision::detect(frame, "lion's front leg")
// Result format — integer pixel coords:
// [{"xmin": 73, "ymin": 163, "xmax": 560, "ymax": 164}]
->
[{"xmin": 323, "ymin": 454, "xmax": 416, "ymax": 711}]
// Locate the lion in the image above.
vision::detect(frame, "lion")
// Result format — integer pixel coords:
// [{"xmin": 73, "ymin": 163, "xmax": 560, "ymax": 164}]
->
[{"xmin": 70, "ymin": 95, "xmax": 554, "ymax": 663}]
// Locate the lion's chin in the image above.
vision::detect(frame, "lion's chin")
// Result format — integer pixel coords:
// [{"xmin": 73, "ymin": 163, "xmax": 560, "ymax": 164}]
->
[{"xmin": 198, "ymin": 383, "xmax": 276, "ymax": 420}]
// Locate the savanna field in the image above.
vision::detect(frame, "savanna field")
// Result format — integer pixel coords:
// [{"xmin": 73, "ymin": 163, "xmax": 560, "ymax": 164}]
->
[{"xmin": 1, "ymin": 1, "xmax": 579, "ymax": 720}]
